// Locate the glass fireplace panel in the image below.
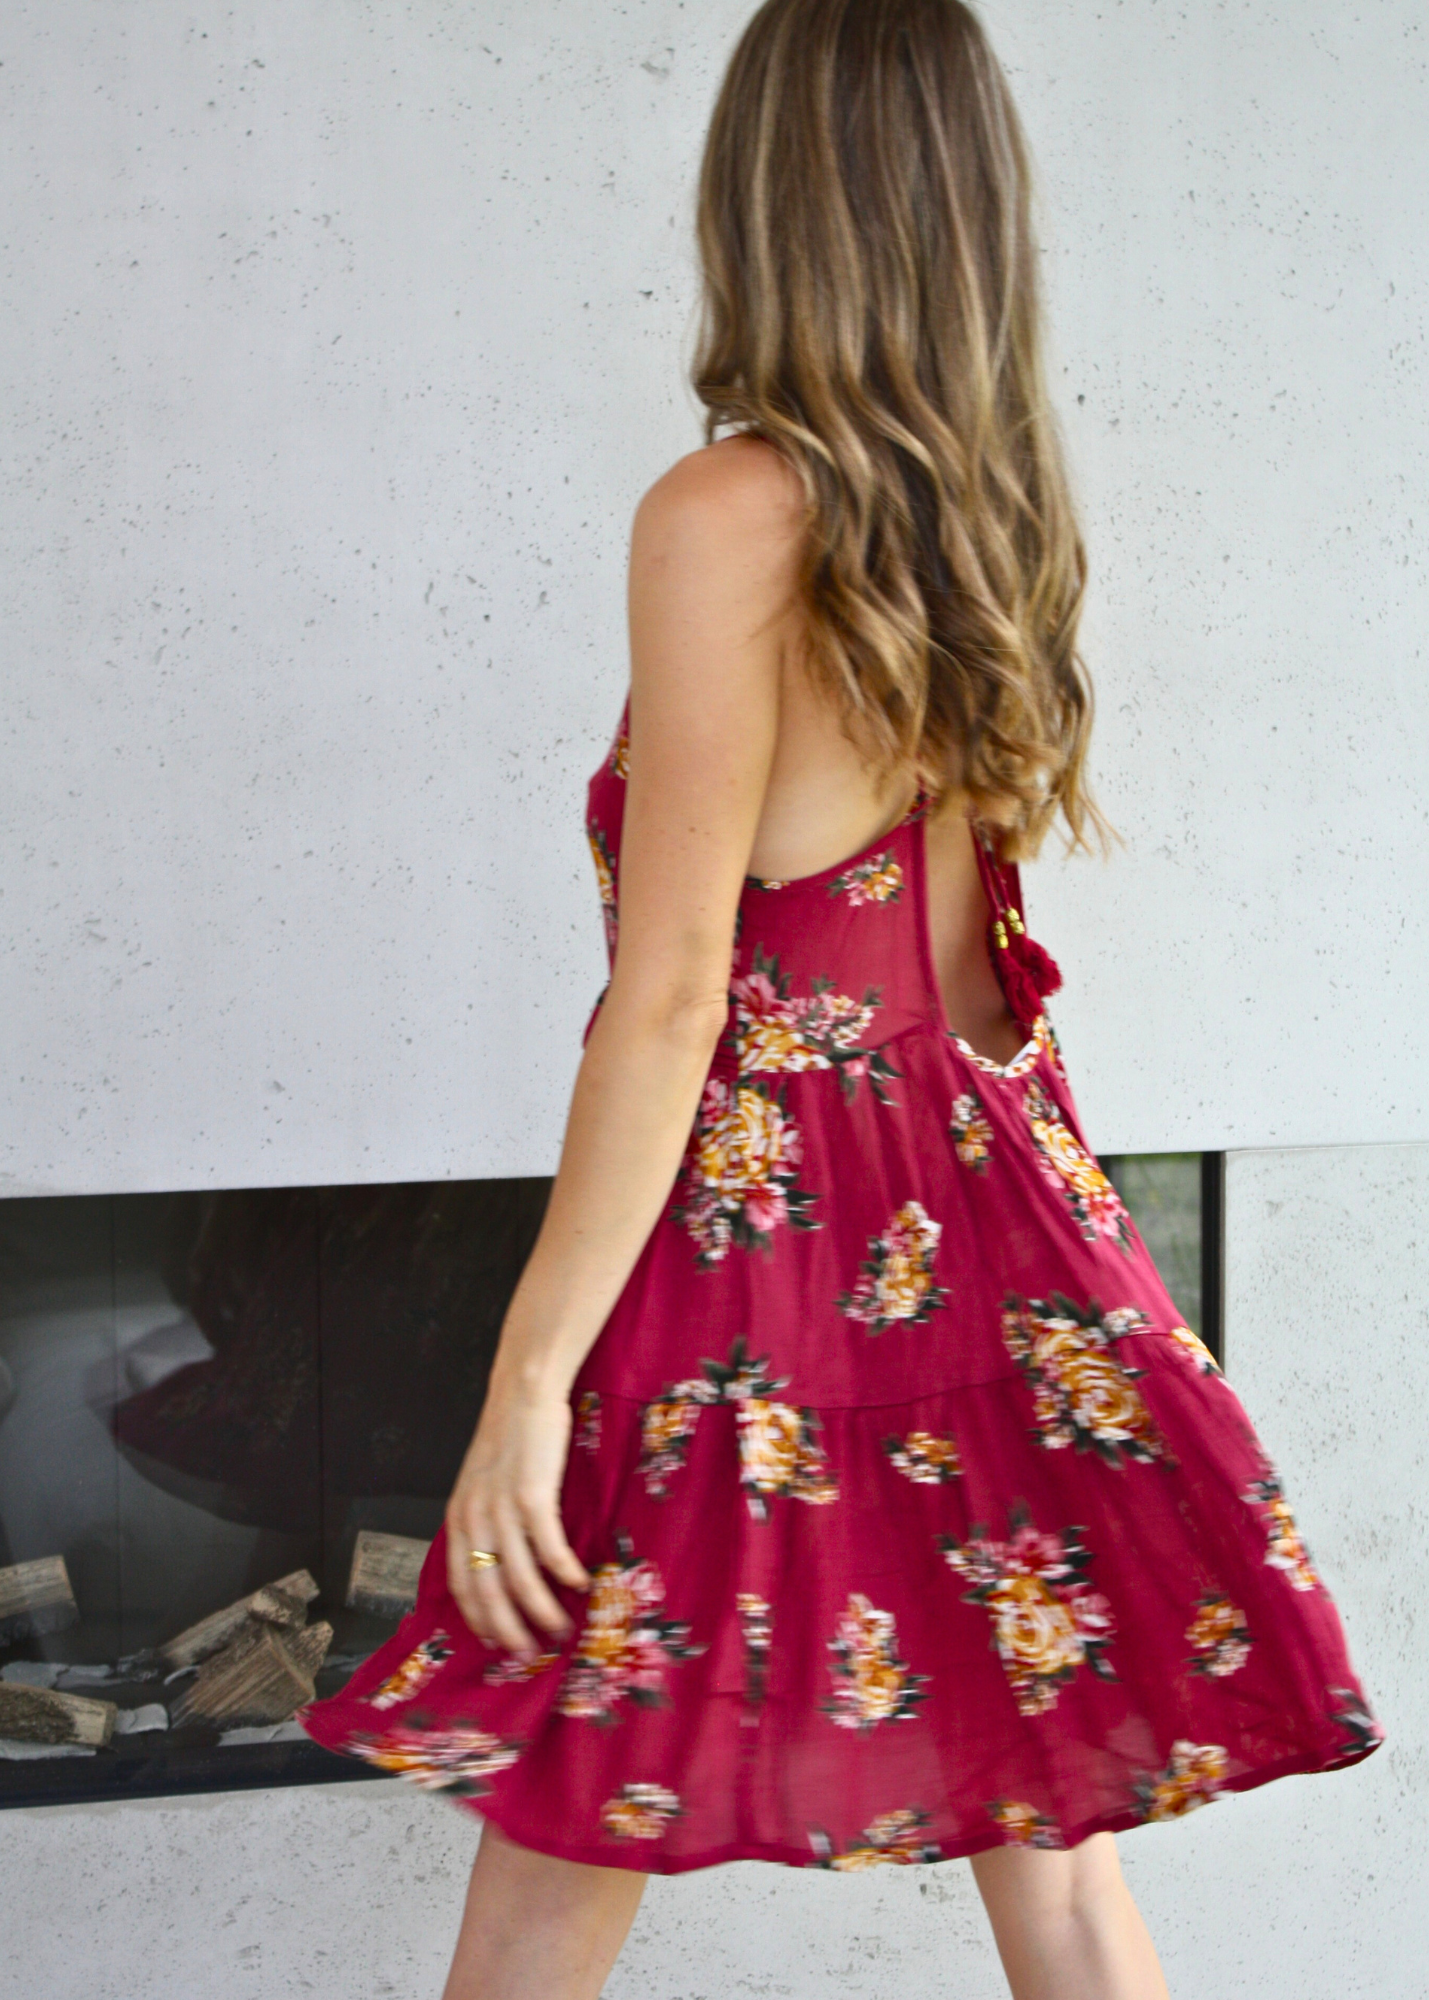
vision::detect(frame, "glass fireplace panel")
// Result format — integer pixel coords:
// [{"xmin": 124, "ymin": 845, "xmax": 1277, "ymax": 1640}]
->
[{"xmin": 0, "ymin": 1180, "xmax": 550, "ymax": 1807}]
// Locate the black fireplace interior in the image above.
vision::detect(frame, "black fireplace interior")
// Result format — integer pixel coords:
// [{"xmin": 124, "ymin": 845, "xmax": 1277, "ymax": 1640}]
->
[{"xmin": 0, "ymin": 1157, "xmax": 1215, "ymax": 1807}]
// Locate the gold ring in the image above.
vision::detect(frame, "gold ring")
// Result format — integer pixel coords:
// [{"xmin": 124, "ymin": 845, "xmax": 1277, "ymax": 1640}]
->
[{"xmin": 468, "ymin": 1548, "xmax": 500, "ymax": 1571}]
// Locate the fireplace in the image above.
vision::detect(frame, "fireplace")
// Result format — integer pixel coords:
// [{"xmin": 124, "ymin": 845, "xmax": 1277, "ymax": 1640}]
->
[
  {"xmin": 0, "ymin": 1180, "xmax": 549, "ymax": 1805},
  {"xmin": 0, "ymin": 1157, "xmax": 1215, "ymax": 1806}
]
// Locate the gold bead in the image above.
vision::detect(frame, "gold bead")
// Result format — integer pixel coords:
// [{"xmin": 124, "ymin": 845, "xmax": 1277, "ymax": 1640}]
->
[
  {"xmin": 1007, "ymin": 908, "xmax": 1025, "ymax": 935},
  {"xmin": 993, "ymin": 920, "xmax": 1009, "ymax": 948}
]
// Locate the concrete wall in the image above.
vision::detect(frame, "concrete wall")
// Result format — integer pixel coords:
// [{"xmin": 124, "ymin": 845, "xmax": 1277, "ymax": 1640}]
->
[
  {"xmin": 3, "ymin": 0, "xmax": 1426, "ymax": 1199},
  {"xmin": 6, "ymin": 1141, "xmax": 1423, "ymax": 2000}
]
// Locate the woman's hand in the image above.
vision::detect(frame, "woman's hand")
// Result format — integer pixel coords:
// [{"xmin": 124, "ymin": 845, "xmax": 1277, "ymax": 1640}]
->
[{"xmin": 444, "ymin": 1380, "xmax": 591, "ymax": 1654}]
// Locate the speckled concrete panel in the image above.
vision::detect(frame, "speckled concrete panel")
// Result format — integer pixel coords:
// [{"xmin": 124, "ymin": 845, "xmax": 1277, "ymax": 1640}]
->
[
  {"xmin": 1, "ymin": 2, "xmax": 1426, "ymax": 1194},
  {"xmin": 2, "ymin": 0, "xmax": 1424, "ymax": 1184}
]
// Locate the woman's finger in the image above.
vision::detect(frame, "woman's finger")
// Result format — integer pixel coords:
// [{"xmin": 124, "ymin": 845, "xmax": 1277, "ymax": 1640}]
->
[
  {"xmin": 467, "ymin": 1556, "xmax": 540, "ymax": 1656},
  {"xmin": 523, "ymin": 1501, "xmax": 591, "ymax": 1593},
  {"xmin": 446, "ymin": 1515, "xmax": 502, "ymax": 1643},
  {"xmin": 492, "ymin": 1503, "xmax": 575, "ymax": 1638}
]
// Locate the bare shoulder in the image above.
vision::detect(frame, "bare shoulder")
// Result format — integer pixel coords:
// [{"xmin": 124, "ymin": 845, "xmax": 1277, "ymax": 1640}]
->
[{"xmin": 632, "ymin": 434, "xmax": 805, "ymax": 576}]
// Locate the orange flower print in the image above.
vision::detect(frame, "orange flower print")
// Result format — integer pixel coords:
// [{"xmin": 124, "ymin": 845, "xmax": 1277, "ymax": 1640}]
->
[
  {"xmin": 1024, "ymin": 1079, "xmax": 1132, "ymax": 1251},
  {"xmin": 732, "ymin": 949, "xmax": 900, "ymax": 1104},
  {"xmin": 828, "ymin": 850, "xmax": 904, "ymax": 906},
  {"xmin": 838, "ymin": 1200, "xmax": 948, "ymax": 1333},
  {"xmin": 736, "ymin": 1400, "xmax": 838, "ymax": 1520},
  {"xmin": 737, "ymin": 1592, "xmax": 772, "ymax": 1716},
  {"xmin": 369, "ymin": 1631, "xmax": 454, "ymax": 1710},
  {"xmin": 556, "ymin": 1535, "xmax": 704, "ymax": 1726},
  {"xmin": 941, "ymin": 1508, "xmax": 1116, "ymax": 1717},
  {"xmin": 482, "ymin": 1651, "xmax": 559, "ymax": 1686},
  {"xmin": 673, "ymin": 1076, "xmax": 818, "ymax": 1268},
  {"xmin": 1242, "ymin": 1466, "xmax": 1320, "ymax": 1591},
  {"xmin": 346, "ymin": 1723, "xmax": 523, "ymax": 1798},
  {"xmin": 823, "ymin": 1594, "xmax": 928, "ymax": 1733},
  {"xmin": 637, "ymin": 1340, "xmax": 839, "ymax": 1517},
  {"xmin": 588, "ymin": 822, "xmax": 618, "ymax": 957},
  {"xmin": 575, "ymin": 1389, "xmax": 602, "ymax": 1452},
  {"xmin": 987, "ymin": 1800, "xmax": 1066, "ymax": 1850},
  {"xmin": 1185, "ymin": 1595, "xmax": 1251, "ymax": 1678},
  {"xmin": 1001, "ymin": 1294, "xmax": 1165, "ymax": 1467},
  {"xmin": 950, "ymin": 1092, "xmax": 993, "ymax": 1172},
  {"xmin": 809, "ymin": 1808, "xmax": 942, "ymax": 1870},
  {"xmin": 637, "ymin": 1390, "xmax": 707, "ymax": 1497},
  {"xmin": 884, "ymin": 1430, "xmax": 962, "ymax": 1484},
  {"xmin": 1134, "ymin": 1740, "xmax": 1228, "ymax": 1822},
  {"xmin": 607, "ymin": 723, "xmax": 629, "ymax": 781},
  {"xmin": 600, "ymin": 1782, "xmax": 683, "ymax": 1841},
  {"xmin": 1168, "ymin": 1324, "xmax": 1227, "ymax": 1380}
]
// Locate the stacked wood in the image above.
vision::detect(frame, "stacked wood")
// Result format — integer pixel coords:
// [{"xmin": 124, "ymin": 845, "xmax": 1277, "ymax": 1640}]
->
[
  {"xmin": 0, "ymin": 1557, "xmax": 79, "ymax": 1644},
  {"xmin": 160, "ymin": 1569, "xmax": 319, "ymax": 1670},
  {"xmin": 346, "ymin": 1531, "xmax": 430, "ymax": 1619},
  {"xmin": 171, "ymin": 1619, "xmax": 334, "ymax": 1728},
  {"xmin": 0, "ymin": 1683, "xmax": 116, "ymax": 1748}
]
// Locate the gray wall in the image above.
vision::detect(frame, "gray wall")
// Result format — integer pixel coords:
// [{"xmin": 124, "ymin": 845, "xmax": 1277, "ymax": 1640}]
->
[
  {"xmin": 6, "ymin": 1143, "xmax": 1423, "ymax": 2000},
  {"xmin": 3, "ymin": 0, "xmax": 1426, "ymax": 1197}
]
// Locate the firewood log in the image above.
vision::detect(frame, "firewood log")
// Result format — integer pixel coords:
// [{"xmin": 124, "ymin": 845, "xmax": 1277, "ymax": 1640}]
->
[
  {"xmin": 285, "ymin": 1621, "xmax": 333, "ymax": 1680},
  {"xmin": 160, "ymin": 1569, "xmax": 319, "ymax": 1669},
  {"xmin": 345, "ymin": 1531, "xmax": 430, "ymax": 1619},
  {"xmin": 0, "ymin": 1683, "xmax": 116, "ymax": 1747},
  {"xmin": 0, "ymin": 1557, "xmax": 79, "ymax": 1644},
  {"xmin": 170, "ymin": 1623, "xmax": 317, "ymax": 1727}
]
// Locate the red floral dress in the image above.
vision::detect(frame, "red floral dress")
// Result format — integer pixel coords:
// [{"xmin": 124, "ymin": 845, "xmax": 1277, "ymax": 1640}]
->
[{"xmin": 301, "ymin": 700, "xmax": 1381, "ymax": 1872}]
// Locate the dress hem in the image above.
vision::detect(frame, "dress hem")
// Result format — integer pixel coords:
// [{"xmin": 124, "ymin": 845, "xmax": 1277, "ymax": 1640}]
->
[{"xmin": 439, "ymin": 1740, "xmax": 1376, "ymax": 1878}]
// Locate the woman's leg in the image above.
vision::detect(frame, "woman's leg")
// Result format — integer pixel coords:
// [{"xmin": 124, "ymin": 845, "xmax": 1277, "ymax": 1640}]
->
[
  {"xmin": 441, "ymin": 1820, "xmax": 647, "ymax": 2000},
  {"xmin": 970, "ymin": 1833, "xmax": 1169, "ymax": 2000}
]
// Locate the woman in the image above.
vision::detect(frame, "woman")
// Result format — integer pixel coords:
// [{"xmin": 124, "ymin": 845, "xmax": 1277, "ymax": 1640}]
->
[{"xmin": 301, "ymin": 3, "xmax": 1380, "ymax": 1994}]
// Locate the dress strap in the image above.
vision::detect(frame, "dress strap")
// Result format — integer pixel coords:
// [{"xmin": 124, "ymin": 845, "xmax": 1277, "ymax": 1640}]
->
[{"xmin": 968, "ymin": 813, "xmax": 1063, "ymax": 1031}]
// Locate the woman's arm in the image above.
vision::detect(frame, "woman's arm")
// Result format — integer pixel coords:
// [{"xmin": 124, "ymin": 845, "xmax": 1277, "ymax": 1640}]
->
[{"xmin": 445, "ymin": 437, "xmax": 804, "ymax": 1652}]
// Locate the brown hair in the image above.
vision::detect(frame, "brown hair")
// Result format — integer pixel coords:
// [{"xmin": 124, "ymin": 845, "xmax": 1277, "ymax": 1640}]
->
[{"xmin": 693, "ymin": 0, "xmax": 1107, "ymax": 857}]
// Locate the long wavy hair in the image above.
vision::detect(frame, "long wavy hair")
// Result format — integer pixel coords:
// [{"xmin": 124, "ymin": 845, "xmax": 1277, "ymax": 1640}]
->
[{"xmin": 693, "ymin": 0, "xmax": 1107, "ymax": 857}]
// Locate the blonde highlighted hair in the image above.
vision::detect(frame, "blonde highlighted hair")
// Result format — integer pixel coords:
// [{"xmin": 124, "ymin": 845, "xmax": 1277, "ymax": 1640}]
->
[{"xmin": 694, "ymin": 0, "xmax": 1106, "ymax": 858}]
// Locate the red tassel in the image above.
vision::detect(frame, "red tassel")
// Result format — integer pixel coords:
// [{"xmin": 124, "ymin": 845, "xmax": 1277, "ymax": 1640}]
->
[{"xmin": 1013, "ymin": 932, "xmax": 1062, "ymax": 1002}]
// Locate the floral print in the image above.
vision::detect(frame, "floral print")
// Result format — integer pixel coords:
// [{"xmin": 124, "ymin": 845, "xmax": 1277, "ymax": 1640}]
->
[
  {"xmin": 737, "ymin": 1593, "xmax": 772, "ymax": 1715},
  {"xmin": 347, "ymin": 1722, "xmax": 523, "ymax": 1798},
  {"xmin": 482, "ymin": 1651, "xmax": 559, "ymax": 1686},
  {"xmin": 828, "ymin": 851, "xmax": 904, "ymax": 906},
  {"xmin": 1328, "ymin": 1691, "xmax": 1383, "ymax": 1765},
  {"xmin": 1168, "ymin": 1324, "xmax": 1225, "ymax": 1378},
  {"xmin": 556, "ymin": 1535, "xmax": 704, "ymax": 1726},
  {"xmin": 987, "ymin": 1800, "xmax": 1066, "ymax": 1850},
  {"xmin": 941, "ymin": 1510, "xmax": 1116, "ymax": 1717},
  {"xmin": 1133, "ymin": 1740, "xmax": 1228, "ymax": 1822},
  {"xmin": 600, "ymin": 1782, "xmax": 683, "ymax": 1841},
  {"xmin": 587, "ymin": 822, "xmax": 618, "ymax": 957},
  {"xmin": 736, "ymin": 1400, "xmax": 838, "ymax": 1519},
  {"xmin": 575, "ymin": 1389, "xmax": 602, "ymax": 1452},
  {"xmin": 809, "ymin": 1808, "xmax": 942, "ymax": 1870},
  {"xmin": 637, "ymin": 1392, "xmax": 706, "ymax": 1498},
  {"xmin": 1001, "ymin": 1293, "xmax": 1165, "ymax": 1466},
  {"xmin": 950, "ymin": 1091, "xmax": 994, "ymax": 1172},
  {"xmin": 953, "ymin": 1012, "xmax": 1051, "ymax": 1079},
  {"xmin": 638, "ymin": 1340, "xmax": 838, "ymax": 1518},
  {"xmin": 673, "ymin": 1076, "xmax": 817, "ymax": 1268},
  {"xmin": 732, "ymin": 949, "xmax": 899, "ymax": 1105},
  {"xmin": 1024, "ymin": 1079, "xmax": 1132, "ymax": 1251},
  {"xmin": 607, "ymin": 724, "xmax": 629, "ymax": 781},
  {"xmin": 884, "ymin": 1429, "xmax": 963, "ymax": 1484},
  {"xmin": 838, "ymin": 1200, "xmax": 948, "ymax": 1333},
  {"xmin": 370, "ymin": 1632, "xmax": 454, "ymax": 1710},
  {"xmin": 1243, "ymin": 1466, "xmax": 1320, "ymax": 1591},
  {"xmin": 1186, "ymin": 1595, "xmax": 1251, "ymax": 1678},
  {"xmin": 823, "ymin": 1593, "xmax": 928, "ymax": 1733}
]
